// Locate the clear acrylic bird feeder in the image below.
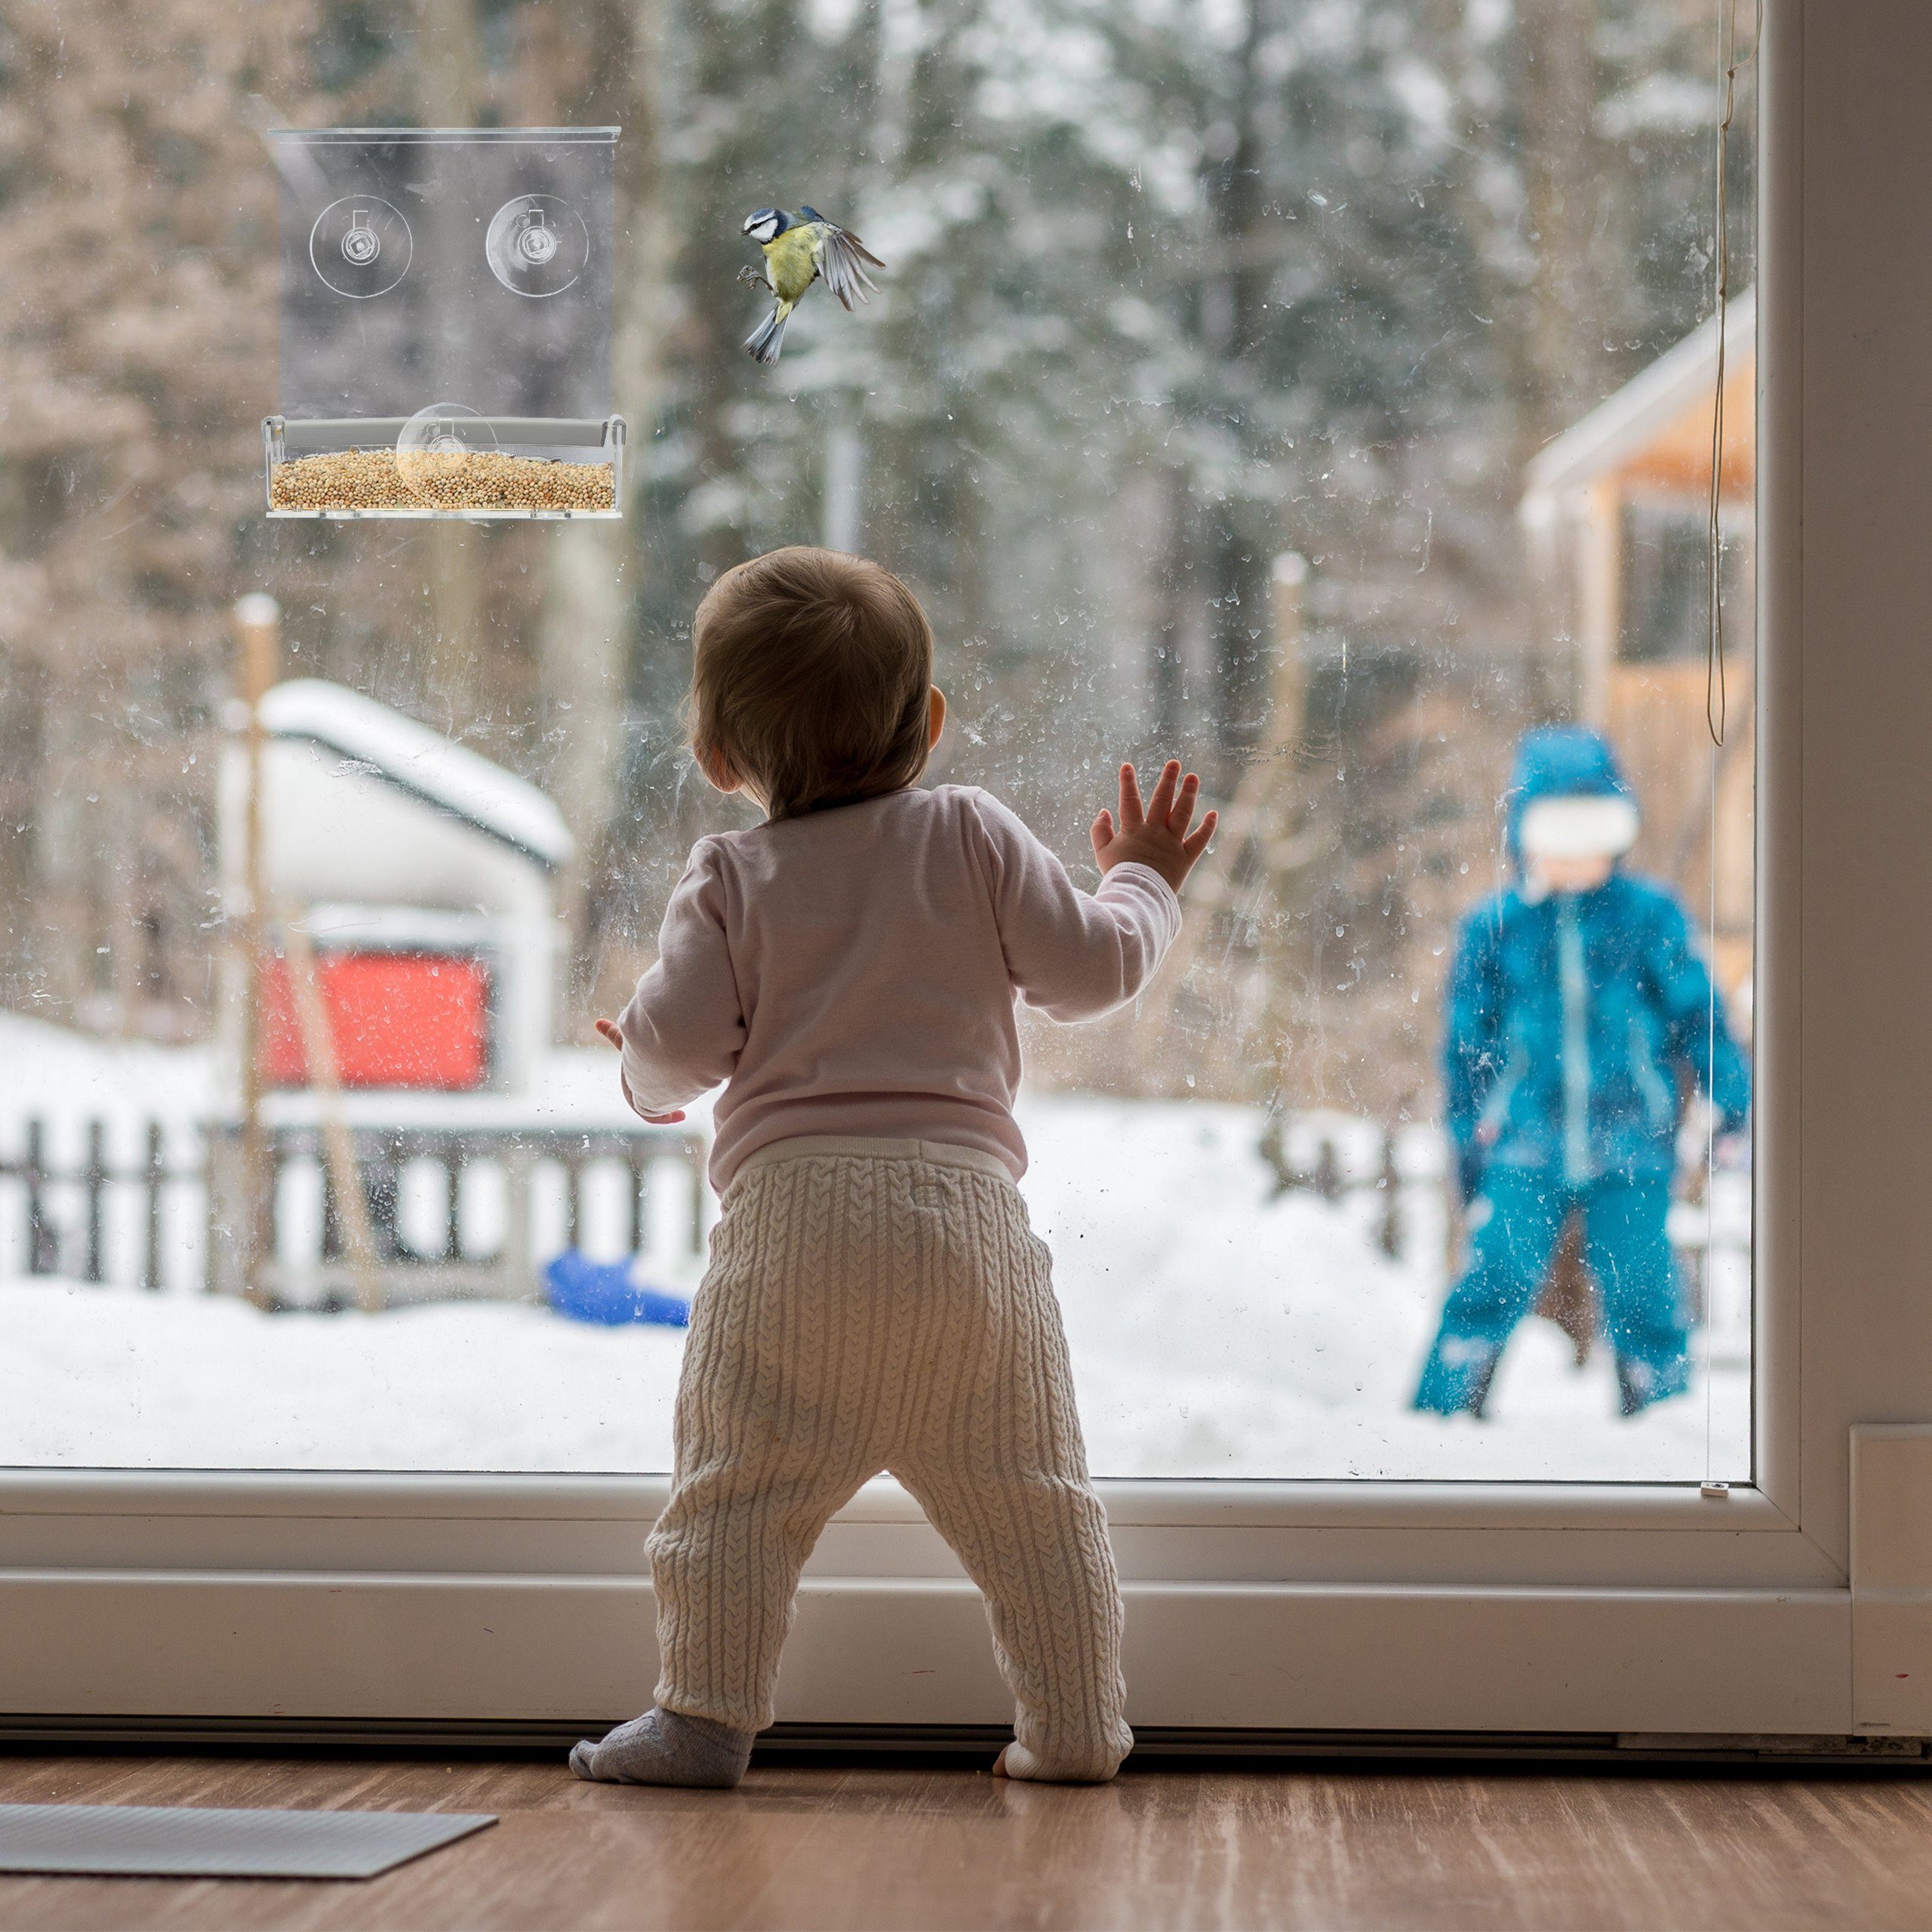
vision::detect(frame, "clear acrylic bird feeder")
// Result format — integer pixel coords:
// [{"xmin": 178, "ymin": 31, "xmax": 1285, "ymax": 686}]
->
[{"xmin": 263, "ymin": 128, "xmax": 623, "ymax": 520}]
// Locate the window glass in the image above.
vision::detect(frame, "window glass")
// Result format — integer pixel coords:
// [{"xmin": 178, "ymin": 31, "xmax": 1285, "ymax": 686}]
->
[{"xmin": 1, "ymin": 0, "xmax": 1752, "ymax": 1479}]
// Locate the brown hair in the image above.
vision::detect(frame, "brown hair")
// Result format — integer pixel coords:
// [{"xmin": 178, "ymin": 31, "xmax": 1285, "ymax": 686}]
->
[{"xmin": 688, "ymin": 546, "xmax": 936, "ymax": 820}]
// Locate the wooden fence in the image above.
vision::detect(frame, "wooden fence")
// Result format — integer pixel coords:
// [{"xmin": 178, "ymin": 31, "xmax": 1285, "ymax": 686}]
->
[
  {"xmin": 1257, "ymin": 1115, "xmax": 1411, "ymax": 1259},
  {"xmin": 2, "ymin": 1109, "xmax": 1749, "ymax": 1349},
  {"xmin": 1, "ymin": 1117, "xmax": 708, "ymax": 1309},
  {"xmin": 0, "ymin": 1120, "xmax": 182, "ymax": 1290},
  {"xmin": 1258, "ymin": 1112, "xmax": 1753, "ymax": 1359}
]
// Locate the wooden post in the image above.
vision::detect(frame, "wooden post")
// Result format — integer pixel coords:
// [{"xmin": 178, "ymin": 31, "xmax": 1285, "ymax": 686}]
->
[
  {"xmin": 1257, "ymin": 1113, "xmax": 1295, "ymax": 1196},
  {"xmin": 82, "ymin": 1121, "xmax": 107, "ymax": 1284},
  {"xmin": 503, "ymin": 1143, "xmax": 533, "ymax": 1298},
  {"xmin": 1314, "ymin": 1138, "xmax": 1342, "ymax": 1204},
  {"xmin": 564, "ymin": 1146, "xmax": 583, "ymax": 1251},
  {"xmin": 276, "ymin": 896, "xmax": 385, "ymax": 1313},
  {"xmin": 1255, "ymin": 554, "xmax": 1311, "ymax": 1100},
  {"xmin": 688, "ymin": 1141, "xmax": 707, "ymax": 1257},
  {"xmin": 443, "ymin": 1144, "xmax": 466, "ymax": 1263},
  {"xmin": 1377, "ymin": 1131, "xmax": 1403, "ymax": 1260},
  {"xmin": 1264, "ymin": 552, "xmax": 1309, "ymax": 759},
  {"xmin": 1151, "ymin": 552, "xmax": 1310, "ymax": 1041},
  {"xmin": 24, "ymin": 1119, "xmax": 55, "ymax": 1275},
  {"xmin": 627, "ymin": 1149, "xmax": 648, "ymax": 1257},
  {"xmin": 1577, "ymin": 480, "xmax": 1622, "ymax": 726},
  {"xmin": 142, "ymin": 1121, "xmax": 165, "ymax": 1293},
  {"xmin": 234, "ymin": 592, "xmax": 280, "ymax": 1309}
]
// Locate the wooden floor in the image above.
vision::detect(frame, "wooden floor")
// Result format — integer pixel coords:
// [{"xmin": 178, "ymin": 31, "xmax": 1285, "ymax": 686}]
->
[{"xmin": 3, "ymin": 1749, "xmax": 1932, "ymax": 1930}]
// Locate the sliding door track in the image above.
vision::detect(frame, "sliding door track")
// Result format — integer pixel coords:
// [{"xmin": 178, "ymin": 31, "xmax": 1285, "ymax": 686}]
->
[{"xmin": 1, "ymin": 1718, "xmax": 1926, "ymax": 1768}]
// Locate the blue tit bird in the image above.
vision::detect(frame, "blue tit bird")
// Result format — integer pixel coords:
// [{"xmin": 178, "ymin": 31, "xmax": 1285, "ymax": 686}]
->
[{"xmin": 738, "ymin": 206, "xmax": 884, "ymax": 365}]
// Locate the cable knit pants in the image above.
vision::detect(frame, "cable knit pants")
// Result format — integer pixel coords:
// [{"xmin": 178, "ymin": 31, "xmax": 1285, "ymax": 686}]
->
[{"xmin": 645, "ymin": 1136, "xmax": 1134, "ymax": 1781}]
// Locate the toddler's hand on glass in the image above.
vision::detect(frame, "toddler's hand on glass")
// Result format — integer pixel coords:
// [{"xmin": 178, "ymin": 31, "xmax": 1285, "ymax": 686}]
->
[
  {"xmin": 1091, "ymin": 759, "xmax": 1217, "ymax": 894},
  {"xmin": 595, "ymin": 1018, "xmax": 687, "ymax": 1124}
]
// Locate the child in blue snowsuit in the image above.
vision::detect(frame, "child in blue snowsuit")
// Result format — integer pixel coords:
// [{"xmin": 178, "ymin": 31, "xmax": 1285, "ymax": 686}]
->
[{"xmin": 1414, "ymin": 727, "xmax": 1750, "ymax": 1420}]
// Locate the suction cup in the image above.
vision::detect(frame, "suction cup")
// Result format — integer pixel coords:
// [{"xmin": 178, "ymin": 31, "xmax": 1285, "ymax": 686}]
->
[
  {"xmin": 309, "ymin": 196, "xmax": 413, "ymax": 299},
  {"xmin": 485, "ymin": 194, "xmax": 589, "ymax": 298},
  {"xmin": 395, "ymin": 404, "xmax": 500, "ymax": 507}
]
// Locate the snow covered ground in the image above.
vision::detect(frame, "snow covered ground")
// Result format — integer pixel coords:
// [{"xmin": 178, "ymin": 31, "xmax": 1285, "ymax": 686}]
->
[
  {"xmin": 1021, "ymin": 1097, "xmax": 1748, "ymax": 1481},
  {"xmin": 0, "ymin": 1015, "xmax": 1749, "ymax": 1481}
]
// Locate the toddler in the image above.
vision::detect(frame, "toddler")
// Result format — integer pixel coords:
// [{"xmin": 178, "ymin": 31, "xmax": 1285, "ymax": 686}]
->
[
  {"xmin": 1414, "ymin": 725, "xmax": 1750, "ymax": 1419},
  {"xmin": 571, "ymin": 546, "xmax": 1214, "ymax": 1788}
]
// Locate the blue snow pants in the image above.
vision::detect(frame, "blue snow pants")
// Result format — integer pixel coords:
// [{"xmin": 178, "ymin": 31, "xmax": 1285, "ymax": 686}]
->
[{"xmin": 1413, "ymin": 1168, "xmax": 1690, "ymax": 1418}]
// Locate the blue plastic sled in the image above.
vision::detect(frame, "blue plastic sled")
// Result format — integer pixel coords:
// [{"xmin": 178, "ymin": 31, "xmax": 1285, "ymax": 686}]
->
[{"xmin": 543, "ymin": 1251, "xmax": 691, "ymax": 1328}]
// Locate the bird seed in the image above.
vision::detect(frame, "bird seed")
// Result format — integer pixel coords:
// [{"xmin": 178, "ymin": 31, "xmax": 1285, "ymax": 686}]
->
[{"xmin": 269, "ymin": 448, "xmax": 617, "ymax": 514}]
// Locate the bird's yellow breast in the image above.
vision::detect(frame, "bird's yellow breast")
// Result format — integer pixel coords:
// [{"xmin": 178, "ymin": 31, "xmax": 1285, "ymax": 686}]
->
[{"xmin": 761, "ymin": 225, "xmax": 822, "ymax": 303}]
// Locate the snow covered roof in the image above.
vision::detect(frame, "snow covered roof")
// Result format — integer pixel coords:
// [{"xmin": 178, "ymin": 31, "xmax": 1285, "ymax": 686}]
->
[
  {"xmin": 1522, "ymin": 288, "xmax": 1755, "ymax": 515},
  {"xmin": 259, "ymin": 679, "xmax": 574, "ymax": 871}
]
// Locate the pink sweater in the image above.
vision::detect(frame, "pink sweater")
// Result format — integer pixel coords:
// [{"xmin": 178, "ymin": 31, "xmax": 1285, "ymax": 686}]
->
[{"xmin": 618, "ymin": 785, "xmax": 1181, "ymax": 1189}]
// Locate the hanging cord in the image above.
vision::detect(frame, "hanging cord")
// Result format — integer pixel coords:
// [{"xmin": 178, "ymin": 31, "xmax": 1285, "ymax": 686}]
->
[
  {"xmin": 1703, "ymin": 746, "xmax": 1718, "ymax": 1479},
  {"xmin": 1706, "ymin": 0, "xmax": 1761, "ymax": 746},
  {"xmin": 1702, "ymin": 0, "xmax": 1759, "ymax": 1479}
]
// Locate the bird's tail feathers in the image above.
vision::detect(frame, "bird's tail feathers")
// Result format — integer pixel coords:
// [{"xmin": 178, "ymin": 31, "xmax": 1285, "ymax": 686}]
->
[{"xmin": 745, "ymin": 302, "xmax": 791, "ymax": 365}]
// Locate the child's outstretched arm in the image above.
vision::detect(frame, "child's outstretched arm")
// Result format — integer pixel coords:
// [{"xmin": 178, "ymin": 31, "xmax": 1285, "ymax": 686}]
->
[
  {"xmin": 596, "ymin": 841, "xmax": 746, "ymax": 1124},
  {"xmin": 1088, "ymin": 758, "xmax": 1217, "ymax": 891},
  {"xmin": 594, "ymin": 1019, "xmax": 685, "ymax": 1124},
  {"xmin": 974, "ymin": 759, "xmax": 1215, "ymax": 1023}
]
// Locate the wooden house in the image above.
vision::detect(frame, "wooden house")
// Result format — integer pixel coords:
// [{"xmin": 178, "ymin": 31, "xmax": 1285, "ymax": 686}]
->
[{"xmin": 1520, "ymin": 292, "xmax": 1755, "ymax": 999}]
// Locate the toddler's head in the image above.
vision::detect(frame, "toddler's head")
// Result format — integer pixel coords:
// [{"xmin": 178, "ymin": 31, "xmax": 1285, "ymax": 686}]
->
[{"xmin": 688, "ymin": 546, "xmax": 939, "ymax": 820}]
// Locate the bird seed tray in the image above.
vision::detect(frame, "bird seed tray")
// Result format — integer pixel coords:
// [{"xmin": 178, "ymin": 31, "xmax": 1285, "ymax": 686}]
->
[{"xmin": 263, "ymin": 414, "xmax": 624, "ymax": 519}]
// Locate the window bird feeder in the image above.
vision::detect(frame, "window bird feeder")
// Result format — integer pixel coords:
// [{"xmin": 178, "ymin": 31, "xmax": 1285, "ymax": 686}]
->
[{"xmin": 263, "ymin": 128, "xmax": 623, "ymax": 520}]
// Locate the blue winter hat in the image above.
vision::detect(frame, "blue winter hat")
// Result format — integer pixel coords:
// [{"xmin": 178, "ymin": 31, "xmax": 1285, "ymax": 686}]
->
[{"xmin": 1504, "ymin": 725, "xmax": 1638, "ymax": 872}]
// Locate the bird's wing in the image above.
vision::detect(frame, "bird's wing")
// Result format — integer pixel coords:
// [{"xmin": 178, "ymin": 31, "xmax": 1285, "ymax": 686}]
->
[{"xmin": 814, "ymin": 223, "xmax": 884, "ymax": 311}]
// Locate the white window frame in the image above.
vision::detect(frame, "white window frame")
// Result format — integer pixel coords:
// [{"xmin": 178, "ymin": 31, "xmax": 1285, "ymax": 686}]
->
[{"xmin": 5, "ymin": 0, "xmax": 1927, "ymax": 1745}]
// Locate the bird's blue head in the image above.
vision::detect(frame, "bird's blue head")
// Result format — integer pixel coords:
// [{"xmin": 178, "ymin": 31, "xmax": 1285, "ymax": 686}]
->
[{"xmin": 742, "ymin": 208, "xmax": 789, "ymax": 245}]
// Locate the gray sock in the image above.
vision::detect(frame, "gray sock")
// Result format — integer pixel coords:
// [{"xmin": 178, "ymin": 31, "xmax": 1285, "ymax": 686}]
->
[{"xmin": 568, "ymin": 1706, "xmax": 755, "ymax": 1789}]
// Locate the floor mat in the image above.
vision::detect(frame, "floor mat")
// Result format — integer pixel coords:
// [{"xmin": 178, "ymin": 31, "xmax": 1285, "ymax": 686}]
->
[{"xmin": 0, "ymin": 1803, "xmax": 496, "ymax": 1879}]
